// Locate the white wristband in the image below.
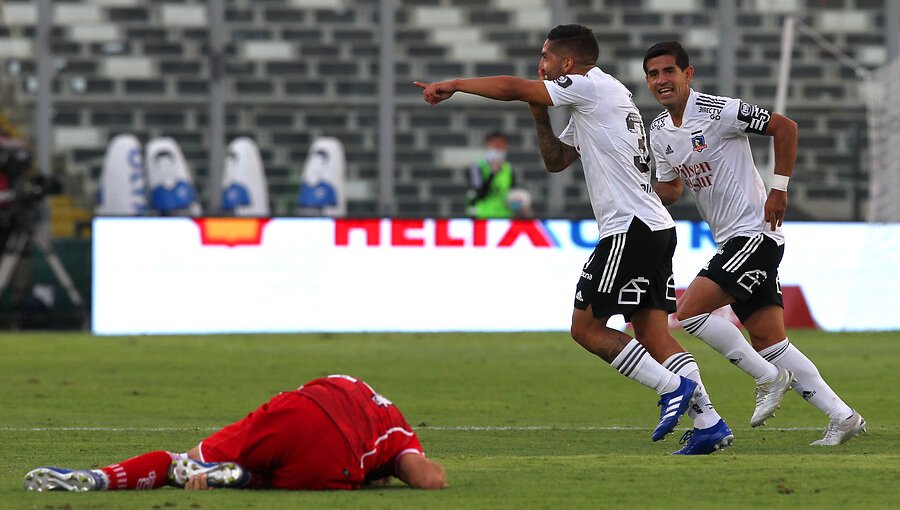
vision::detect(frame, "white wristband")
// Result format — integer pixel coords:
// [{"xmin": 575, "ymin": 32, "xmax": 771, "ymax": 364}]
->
[{"xmin": 771, "ymin": 174, "xmax": 790, "ymax": 192}]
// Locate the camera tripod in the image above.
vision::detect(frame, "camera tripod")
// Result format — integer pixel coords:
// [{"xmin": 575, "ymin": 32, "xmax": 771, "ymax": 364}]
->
[{"xmin": 0, "ymin": 228, "xmax": 83, "ymax": 309}]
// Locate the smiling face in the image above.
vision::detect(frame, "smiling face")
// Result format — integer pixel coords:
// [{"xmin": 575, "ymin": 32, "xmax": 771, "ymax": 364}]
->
[
  {"xmin": 644, "ymin": 54, "xmax": 693, "ymax": 110},
  {"xmin": 539, "ymin": 40, "xmax": 571, "ymax": 81}
]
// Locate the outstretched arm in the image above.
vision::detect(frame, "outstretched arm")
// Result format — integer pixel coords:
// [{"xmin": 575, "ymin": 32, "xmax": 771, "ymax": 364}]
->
[
  {"xmin": 763, "ymin": 112, "xmax": 798, "ymax": 230},
  {"xmin": 395, "ymin": 454, "xmax": 446, "ymax": 490},
  {"xmin": 414, "ymin": 76, "xmax": 553, "ymax": 106},
  {"xmin": 529, "ymin": 103, "xmax": 578, "ymax": 173}
]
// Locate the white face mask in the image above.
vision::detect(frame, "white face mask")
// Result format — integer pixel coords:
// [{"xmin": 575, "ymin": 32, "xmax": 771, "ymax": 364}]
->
[{"xmin": 485, "ymin": 149, "xmax": 506, "ymax": 164}]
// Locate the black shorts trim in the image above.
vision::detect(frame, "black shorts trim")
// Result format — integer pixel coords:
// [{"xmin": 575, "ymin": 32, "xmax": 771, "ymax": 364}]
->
[
  {"xmin": 699, "ymin": 234, "xmax": 784, "ymax": 322},
  {"xmin": 574, "ymin": 218, "xmax": 676, "ymax": 322}
]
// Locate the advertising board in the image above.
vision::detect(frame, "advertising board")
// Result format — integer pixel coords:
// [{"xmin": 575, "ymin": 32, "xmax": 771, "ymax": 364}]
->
[{"xmin": 92, "ymin": 218, "xmax": 900, "ymax": 334}]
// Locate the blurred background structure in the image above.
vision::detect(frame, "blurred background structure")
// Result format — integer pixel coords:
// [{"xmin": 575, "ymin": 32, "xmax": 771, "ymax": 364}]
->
[
  {"xmin": 0, "ymin": 0, "xmax": 898, "ymax": 221},
  {"xmin": 0, "ymin": 0, "xmax": 898, "ymax": 327}
]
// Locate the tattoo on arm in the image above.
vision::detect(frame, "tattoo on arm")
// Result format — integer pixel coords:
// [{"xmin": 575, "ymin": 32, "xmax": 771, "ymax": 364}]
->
[{"xmin": 532, "ymin": 111, "xmax": 575, "ymax": 172}]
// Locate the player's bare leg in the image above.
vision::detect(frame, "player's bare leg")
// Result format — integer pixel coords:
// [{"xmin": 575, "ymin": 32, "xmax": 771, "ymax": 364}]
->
[
  {"xmin": 677, "ymin": 276, "xmax": 735, "ymax": 316},
  {"xmin": 746, "ymin": 306, "xmax": 865, "ymax": 445},
  {"xmin": 570, "ymin": 307, "xmax": 634, "ymax": 362},
  {"xmin": 742, "ymin": 304, "xmax": 786, "ymax": 351},
  {"xmin": 678, "ymin": 276, "xmax": 792, "ymax": 427},
  {"xmin": 570, "ymin": 306, "xmax": 697, "ymax": 441},
  {"xmin": 630, "ymin": 307, "xmax": 683, "ymax": 361}
]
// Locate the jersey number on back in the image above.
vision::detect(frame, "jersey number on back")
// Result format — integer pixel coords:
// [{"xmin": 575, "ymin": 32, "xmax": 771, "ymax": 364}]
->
[{"xmin": 625, "ymin": 112, "xmax": 651, "ymax": 174}]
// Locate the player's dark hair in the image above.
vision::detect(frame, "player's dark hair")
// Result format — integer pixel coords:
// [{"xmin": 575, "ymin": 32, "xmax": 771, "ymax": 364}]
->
[
  {"xmin": 643, "ymin": 41, "xmax": 690, "ymax": 74},
  {"xmin": 546, "ymin": 24, "xmax": 599, "ymax": 66},
  {"xmin": 484, "ymin": 131, "xmax": 507, "ymax": 143}
]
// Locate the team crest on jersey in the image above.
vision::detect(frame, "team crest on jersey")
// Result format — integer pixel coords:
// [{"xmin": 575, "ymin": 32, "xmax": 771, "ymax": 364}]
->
[
  {"xmin": 691, "ymin": 131, "xmax": 708, "ymax": 153},
  {"xmin": 554, "ymin": 75, "xmax": 573, "ymax": 88}
]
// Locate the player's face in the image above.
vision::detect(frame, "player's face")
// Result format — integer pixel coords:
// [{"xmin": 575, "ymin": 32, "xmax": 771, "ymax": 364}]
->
[
  {"xmin": 645, "ymin": 54, "xmax": 693, "ymax": 109},
  {"xmin": 539, "ymin": 40, "xmax": 569, "ymax": 80}
]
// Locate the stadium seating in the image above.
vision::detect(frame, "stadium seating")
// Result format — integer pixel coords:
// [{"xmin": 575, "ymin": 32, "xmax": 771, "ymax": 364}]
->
[{"xmin": 0, "ymin": 0, "xmax": 888, "ymax": 221}]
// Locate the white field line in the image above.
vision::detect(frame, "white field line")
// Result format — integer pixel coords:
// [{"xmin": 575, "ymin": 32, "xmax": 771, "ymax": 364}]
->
[{"xmin": 0, "ymin": 425, "xmax": 824, "ymax": 432}]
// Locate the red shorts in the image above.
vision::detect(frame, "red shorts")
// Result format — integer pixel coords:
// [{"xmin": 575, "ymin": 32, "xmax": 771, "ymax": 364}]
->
[{"xmin": 199, "ymin": 392, "xmax": 360, "ymax": 490}]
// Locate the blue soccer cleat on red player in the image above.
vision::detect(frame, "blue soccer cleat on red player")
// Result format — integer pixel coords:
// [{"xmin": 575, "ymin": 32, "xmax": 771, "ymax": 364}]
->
[
  {"xmin": 169, "ymin": 459, "xmax": 250, "ymax": 488},
  {"xmin": 672, "ymin": 418, "xmax": 735, "ymax": 455},
  {"xmin": 23, "ymin": 467, "xmax": 106, "ymax": 492},
  {"xmin": 651, "ymin": 376, "xmax": 699, "ymax": 441}
]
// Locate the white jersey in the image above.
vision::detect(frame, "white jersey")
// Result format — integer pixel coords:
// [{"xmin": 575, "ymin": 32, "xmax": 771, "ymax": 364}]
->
[
  {"xmin": 650, "ymin": 89, "xmax": 784, "ymax": 246},
  {"xmin": 543, "ymin": 68, "xmax": 675, "ymax": 240}
]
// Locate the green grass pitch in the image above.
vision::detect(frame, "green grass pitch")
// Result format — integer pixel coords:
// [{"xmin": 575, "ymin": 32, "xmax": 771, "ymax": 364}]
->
[{"xmin": 1, "ymin": 330, "xmax": 897, "ymax": 509}]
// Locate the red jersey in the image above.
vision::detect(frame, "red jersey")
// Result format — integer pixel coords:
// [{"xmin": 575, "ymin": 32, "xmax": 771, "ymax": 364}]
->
[
  {"xmin": 296, "ymin": 375, "xmax": 423, "ymax": 482},
  {"xmin": 200, "ymin": 374, "xmax": 422, "ymax": 490}
]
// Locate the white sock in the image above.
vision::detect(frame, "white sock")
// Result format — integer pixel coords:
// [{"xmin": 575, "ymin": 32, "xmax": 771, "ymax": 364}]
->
[
  {"xmin": 681, "ymin": 313, "xmax": 779, "ymax": 384},
  {"xmin": 662, "ymin": 352, "xmax": 722, "ymax": 429},
  {"xmin": 759, "ymin": 338, "xmax": 853, "ymax": 420},
  {"xmin": 611, "ymin": 339, "xmax": 680, "ymax": 395}
]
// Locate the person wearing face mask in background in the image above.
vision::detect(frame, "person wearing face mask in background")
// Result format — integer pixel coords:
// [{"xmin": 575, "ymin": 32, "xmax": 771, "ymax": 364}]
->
[{"xmin": 465, "ymin": 131, "xmax": 520, "ymax": 219}]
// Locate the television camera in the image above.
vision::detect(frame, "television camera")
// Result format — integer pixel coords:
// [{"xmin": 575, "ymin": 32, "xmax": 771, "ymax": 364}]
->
[{"xmin": 0, "ymin": 136, "xmax": 83, "ymax": 315}]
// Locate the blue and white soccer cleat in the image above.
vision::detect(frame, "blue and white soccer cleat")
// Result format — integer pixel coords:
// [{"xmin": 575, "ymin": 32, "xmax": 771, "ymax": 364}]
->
[
  {"xmin": 23, "ymin": 467, "xmax": 106, "ymax": 492},
  {"xmin": 672, "ymin": 419, "xmax": 735, "ymax": 455},
  {"xmin": 651, "ymin": 376, "xmax": 699, "ymax": 441},
  {"xmin": 170, "ymin": 459, "xmax": 250, "ymax": 488}
]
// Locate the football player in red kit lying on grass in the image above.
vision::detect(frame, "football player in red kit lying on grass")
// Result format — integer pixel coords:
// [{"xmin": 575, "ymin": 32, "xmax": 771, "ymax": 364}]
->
[{"xmin": 24, "ymin": 374, "xmax": 446, "ymax": 492}]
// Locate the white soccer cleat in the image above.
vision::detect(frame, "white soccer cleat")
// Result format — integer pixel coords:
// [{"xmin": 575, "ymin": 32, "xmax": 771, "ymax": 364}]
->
[
  {"xmin": 750, "ymin": 367, "xmax": 794, "ymax": 427},
  {"xmin": 811, "ymin": 410, "xmax": 867, "ymax": 446},
  {"xmin": 170, "ymin": 459, "xmax": 249, "ymax": 488},
  {"xmin": 23, "ymin": 467, "xmax": 105, "ymax": 492}
]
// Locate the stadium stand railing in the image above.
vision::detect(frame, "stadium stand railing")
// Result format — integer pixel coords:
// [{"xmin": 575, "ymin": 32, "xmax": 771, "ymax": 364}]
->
[{"xmin": 0, "ymin": 0, "xmax": 889, "ymax": 223}]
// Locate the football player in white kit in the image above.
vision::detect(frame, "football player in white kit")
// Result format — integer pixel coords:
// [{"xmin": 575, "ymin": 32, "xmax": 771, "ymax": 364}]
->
[
  {"xmin": 416, "ymin": 25, "xmax": 734, "ymax": 454},
  {"xmin": 644, "ymin": 41, "xmax": 865, "ymax": 446}
]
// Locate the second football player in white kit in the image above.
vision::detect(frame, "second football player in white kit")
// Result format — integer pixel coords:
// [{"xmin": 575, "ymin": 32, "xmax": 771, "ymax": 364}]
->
[{"xmin": 644, "ymin": 41, "xmax": 865, "ymax": 446}]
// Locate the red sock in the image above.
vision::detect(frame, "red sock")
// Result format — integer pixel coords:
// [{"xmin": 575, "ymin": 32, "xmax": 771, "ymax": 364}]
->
[{"xmin": 100, "ymin": 450, "xmax": 175, "ymax": 490}]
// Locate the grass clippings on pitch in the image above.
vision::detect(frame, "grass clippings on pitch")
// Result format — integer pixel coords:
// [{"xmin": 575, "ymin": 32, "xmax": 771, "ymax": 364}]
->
[{"xmin": 1, "ymin": 330, "xmax": 897, "ymax": 509}]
